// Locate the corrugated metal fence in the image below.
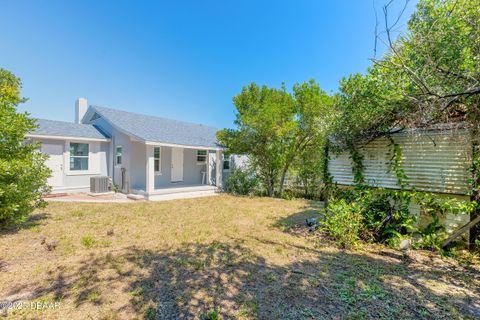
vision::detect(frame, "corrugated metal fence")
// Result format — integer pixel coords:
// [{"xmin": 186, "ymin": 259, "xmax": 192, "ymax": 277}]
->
[{"xmin": 329, "ymin": 128, "xmax": 472, "ymax": 195}]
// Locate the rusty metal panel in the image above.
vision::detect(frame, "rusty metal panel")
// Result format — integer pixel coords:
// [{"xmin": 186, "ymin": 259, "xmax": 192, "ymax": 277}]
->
[{"xmin": 329, "ymin": 129, "xmax": 472, "ymax": 194}]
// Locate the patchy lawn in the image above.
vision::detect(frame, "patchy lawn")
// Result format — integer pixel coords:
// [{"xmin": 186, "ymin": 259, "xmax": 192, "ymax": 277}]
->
[{"xmin": 0, "ymin": 195, "xmax": 479, "ymax": 319}]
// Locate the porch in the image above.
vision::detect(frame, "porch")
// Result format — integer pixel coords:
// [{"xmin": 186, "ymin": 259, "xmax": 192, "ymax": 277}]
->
[{"xmin": 126, "ymin": 142, "xmax": 224, "ymax": 201}]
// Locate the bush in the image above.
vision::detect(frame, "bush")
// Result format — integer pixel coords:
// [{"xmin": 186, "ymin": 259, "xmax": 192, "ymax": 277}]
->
[
  {"xmin": 323, "ymin": 189, "xmax": 420, "ymax": 249},
  {"xmin": 224, "ymin": 168, "xmax": 258, "ymax": 195},
  {"xmin": 322, "ymin": 198, "xmax": 363, "ymax": 248},
  {"xmin": 0, "ymin": 69, "xmax": 51, "ymax": 226},
  {"xmin": 358, "ymin": 190, "xmax": 417, "ymax": 245}
]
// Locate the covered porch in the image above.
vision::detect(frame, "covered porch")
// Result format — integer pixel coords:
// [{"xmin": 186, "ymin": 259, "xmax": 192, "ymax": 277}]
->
[{"xmin": 129, "ymin": 142, "xmax": 224, "ymax": 201}]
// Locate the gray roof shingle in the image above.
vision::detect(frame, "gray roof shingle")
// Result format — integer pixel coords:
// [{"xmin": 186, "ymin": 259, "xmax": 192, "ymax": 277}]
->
[
  {"xmin": 32, "ymin": 119, "xmax": 109, "ymax": 140},
  {"xmin": 90, "ymin": 106, "xmax": 219, "ymax": 148}
]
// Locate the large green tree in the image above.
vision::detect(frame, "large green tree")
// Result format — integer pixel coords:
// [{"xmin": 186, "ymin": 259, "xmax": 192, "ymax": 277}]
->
[
  {"xmin": 334, "ymin": 0, "xmax": 479, "ymax": 144},
  {"xmin": 285, "ymin": 81, "xmax": 336, "ymax": 197},
  {"xmin": 217, "ymin": 83, "xmax": 295, "ymax": 196},
  {"xmin": 218, "ymin": 80, "xmax": 334, "ymax": 197},
  {"xmin": 0, "ymin": 68, "xmax": 51, "ymax": 225}
]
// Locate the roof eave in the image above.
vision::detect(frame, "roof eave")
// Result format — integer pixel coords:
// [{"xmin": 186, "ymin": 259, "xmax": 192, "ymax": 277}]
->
[
  {"xmin": 27, "ymin": 134, "xmax": 110, "ymax": 142},
  {"xmin": 144, "ymin": 140, "xmax": 223, "ymax": 151}
]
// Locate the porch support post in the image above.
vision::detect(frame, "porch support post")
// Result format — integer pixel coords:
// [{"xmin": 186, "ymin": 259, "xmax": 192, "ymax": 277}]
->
[
  {"xmin": 206, "ymin": 150, "xmax": 210, "ymax": 185},
  {"xmin": 215, "ymin": 149, "xmax": 223, "ymax": 188},
  {"xmin": 146, "ymin": 145, "xmax": 155, "ymax": 194}
]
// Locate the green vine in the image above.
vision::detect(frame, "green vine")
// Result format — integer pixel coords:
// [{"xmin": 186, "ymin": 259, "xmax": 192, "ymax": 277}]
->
[
  {"xmin": 349, "ymin": 144, "xmax": 365, "ymax": 187},
  {"xmin": 326, "ymin": 136, "xmax": 478, "ymax": 251},
  {"xmin": 387, "ymin": 136, "xmax": 409, "ymax": 189}
]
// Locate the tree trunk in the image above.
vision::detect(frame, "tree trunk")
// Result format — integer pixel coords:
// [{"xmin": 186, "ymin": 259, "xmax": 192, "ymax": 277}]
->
[
  {"xmin": 278, "ymin": 140, "xmax": 311, "ymax": 197},
  {"xmin": 267, "ymin": 174, "xmax": 275, "ymax": 197},
  {"xmin": 303, "ymin": 178, "xmax": 309, "ymax": 197},
  {"xmin": 322, "ymin": 140, "xmax": 331, "ymax": 205},
  {"xmin": 278, "ymin": 166, "xmax": 289, "ymax": 197}
]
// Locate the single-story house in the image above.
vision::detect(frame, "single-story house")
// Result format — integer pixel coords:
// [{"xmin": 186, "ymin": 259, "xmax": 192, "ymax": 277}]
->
[{"xmin": 27, "ymin": 98, "xmax": 247, "ymax": 200}]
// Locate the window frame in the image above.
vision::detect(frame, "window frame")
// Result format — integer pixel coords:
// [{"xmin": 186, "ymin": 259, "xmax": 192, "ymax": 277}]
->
[
  {"xmin": 69, "ymin": 142, "xmax": 89, "ymax": 171},
  {"xmin": 196, "ymin": 150, "xmax": 207, "ymax": 164},
  {"xmin": 154, "ymin": 146, "xmax": 161, "ymax": 174},
  {"xmin": 115, "ymin": 146, "xmax": 123, "ymax": 166},
  {"xmin": 223, "ymin": 154, "xmax": 231, "ymax": 171}
]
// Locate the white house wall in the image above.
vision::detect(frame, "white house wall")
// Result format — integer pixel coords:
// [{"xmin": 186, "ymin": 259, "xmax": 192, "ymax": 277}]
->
[
  {"xmin": 89, "ymin": 117, "xmax": 133, "ymax": 191},
  {"xmin": 154, "ymin": 147, "xmax": 207, "ymax": 188},
  {"xmin": 222, "ymin": 154, "xmax": 250, "ymax": 183},
  {"xmin": 130, "ymin": 141, "xmax": 146, "ymax": 190},
  {"xmin": 329, "ymin": 129, "xmax": 472, "ymax": 195},
  {"xmin": 37, "ymin": 138, "xmax": 109, "ymax": 193}
]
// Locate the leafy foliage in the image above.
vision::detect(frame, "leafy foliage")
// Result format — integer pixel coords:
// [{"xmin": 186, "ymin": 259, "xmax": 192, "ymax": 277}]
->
[
  {"xmin": 322, "ymin": 198, "xmax": 363, "ymax": 248},
  {"xmin": 332, "ymin": 0, "xmax": 480, "ymax": 147},
  {"xmin": 220, "ymin": 0, "xmax": 479, "ymax": 249},
  {"xmin": 224, "ymin": 168, "xmax": 259, "ymax": 196},
  {"xmin": 325, "ymin": 0, "xmax": 480, "ymax": 248},
  {"xmin": 324, "ymin": 183, "xmax": 476, "ymax": 250},
  {"xmin": 217, "ymin": 80, "xmax": 335, "ymax": 197},
  {"xmin": 0, "ymin": 68, "xmax": 51, "ymax": 225}
]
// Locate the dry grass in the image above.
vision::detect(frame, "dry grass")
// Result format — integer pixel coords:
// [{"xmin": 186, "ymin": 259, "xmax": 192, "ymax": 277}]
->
[{"xmin": 0, "ymin": 195, "xmax": 479, "ymax": 319}]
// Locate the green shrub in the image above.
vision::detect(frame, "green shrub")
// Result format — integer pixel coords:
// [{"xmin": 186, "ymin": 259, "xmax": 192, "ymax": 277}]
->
[
  {"xmin": 322, "ymin": 199, "xmax": 363, "ymax": 248},
  {"xmin": 415, "ymin": 211, "xmax": 447, "ymax": 251},
  {"xmin": 357, "ymin": 191, "xmax": 391, "ymax": 241},
  {"xmin": 0, "ymin": 69, "xmax": 51, "ymax": 225},
  {"xmin": 324, "ymin": 189, "xmax": 419, "ymax": 248},
  {"xmin": 381, "ymin": 191, "xmax": 417, "ymax": 245},
  {"xmin": 224, "ymin": 168, "xmax": 258, "ymax": 195}
]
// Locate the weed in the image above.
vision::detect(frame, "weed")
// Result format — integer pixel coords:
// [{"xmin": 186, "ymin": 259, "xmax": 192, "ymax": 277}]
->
[
  {"xmin": 81, "ymin": 235, "xmax": 97, "ymax": 248},
  {"xmin": 200, "ymin": 306, "xmax": 222, "ymax": 320}
]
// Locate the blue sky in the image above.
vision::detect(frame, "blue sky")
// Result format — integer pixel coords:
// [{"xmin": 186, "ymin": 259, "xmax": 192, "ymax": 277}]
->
[{"xmin": 0, "ymin": 0, "xmax": 417, "ymax": 129}]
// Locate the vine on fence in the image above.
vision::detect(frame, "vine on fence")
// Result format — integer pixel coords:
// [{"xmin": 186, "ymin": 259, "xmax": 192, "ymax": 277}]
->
[
  {"xmin": 387, "ymin": 136, "xmax": 409, "ymax": 189},
  {"xmin": 348, "ymin": 145, "xmax": 365, "ymax": 187},
  {"xmin": 325, "ymin": 136, "xmax": 477, "ymax": 251}
]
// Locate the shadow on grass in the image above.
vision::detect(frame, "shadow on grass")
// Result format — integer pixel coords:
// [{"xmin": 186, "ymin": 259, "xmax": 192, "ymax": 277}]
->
[
  {"xmin": 7, "ymin": 238, "xmax": 479, "ymax": 319},
  {"xmin": 0, "ymin": 212, "xmax": 49, "ymax": 236},
  {"xmin": 272, "ymin": 201, "xmax": 325, "ymax": 232}
]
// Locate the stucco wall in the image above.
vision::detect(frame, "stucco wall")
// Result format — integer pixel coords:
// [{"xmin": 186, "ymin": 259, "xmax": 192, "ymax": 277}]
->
[
  {"xmin": 154, "ymin": 147, "xmax": 206, "ymax": 188},
  {"xmin": 222, "ymin": 154, "xmax": 250, "ymax": 183},
  {"xmin": 130, "ymin": 141, "xmax": 146, "ymax": 190},
  {"xmin": 90, "ymin": 117, "xmax": 132, "ymax": 191},
  {"xmin": 37, "ymin": 138, "xmax": 109, "ymax": 193}
]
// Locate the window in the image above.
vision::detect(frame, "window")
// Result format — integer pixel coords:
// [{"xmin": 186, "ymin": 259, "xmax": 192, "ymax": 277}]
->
[
  {"xmin": 70, "ymin": 143, "xmax": 89, "ymax": 171},
  {"xmin": 154, "ymin": 147, "xmax": 161, "ymax": 173},
  {"xmin": 116, "ymin": 146, "xmax": 123, "ymax": 165},
  {"xmin": 223, "ymin": 154, "xmax": 231, "ymax": 170},
  {"xmin": 197, "ymin": 150, "xmax": 207, "ymax": 163}
]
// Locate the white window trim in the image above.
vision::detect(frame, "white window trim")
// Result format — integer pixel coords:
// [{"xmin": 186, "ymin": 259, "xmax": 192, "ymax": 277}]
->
[
  {"xmin": 115, "ymin": 145, "xmax": 123, "ymax": 167},
  {"xmin": 64, "ymin": 140, "xmax": 100, "ymax": 176},
  {"xmin": 196, "ymin": 150, "xmax": 207, "ymax": 165},
  {"xmin": 223, "ymin": 155, "xmax": 231, "ymax": 171},
  {"xmin": 154, "ymin": 146, "xmax": 162, "ymax": 175}
]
